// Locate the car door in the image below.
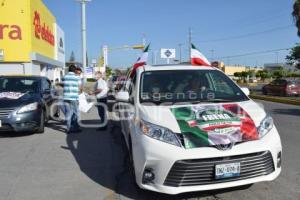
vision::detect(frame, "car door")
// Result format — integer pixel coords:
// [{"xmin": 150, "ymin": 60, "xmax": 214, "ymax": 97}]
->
[
  {"xmin": 276, "ymin": 80, "xmax": 287, "ymax": 95},
  {"xmin": 41, "ymin": 78, "xmax": 53, "ymax": 119},
  {"xmin": 120, "ymin": 76, "xmax": 136, "ymax": 146},
  {"xmin": 119, "ymin": 78, "xmax": 131, "ymax": 140},
  {"xmin": 267, "ymin": 80, "xmax": 277, "ymax": 94}
]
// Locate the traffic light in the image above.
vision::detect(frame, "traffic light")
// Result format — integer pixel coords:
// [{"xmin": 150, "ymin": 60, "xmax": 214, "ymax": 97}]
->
[{"xmin": 132, "ymin": 45, "xmax": 145, "ymax": 50}]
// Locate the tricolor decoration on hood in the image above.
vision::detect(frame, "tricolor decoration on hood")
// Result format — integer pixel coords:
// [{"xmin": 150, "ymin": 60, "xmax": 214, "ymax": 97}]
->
[{"xmin": 171, "ymin": 104, "xmax": 259, "ymax": 149}]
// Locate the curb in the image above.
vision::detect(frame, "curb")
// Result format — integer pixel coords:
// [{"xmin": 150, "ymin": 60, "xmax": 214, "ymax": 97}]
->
[{"xmin": 250, "ymin": 94, "xmax": 300, "ymax": 106}]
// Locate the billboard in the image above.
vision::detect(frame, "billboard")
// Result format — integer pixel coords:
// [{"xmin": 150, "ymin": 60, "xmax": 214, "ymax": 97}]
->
[
  {"xmin": 0, "ymin": 0, "xmax": 31, "ymax": 62},
  {"xmin": 55, "ymin": 24, "xmax": 65, "ymax": 65},
  {"xmin": 30, "ymin": 0, "xmax": 56, "ymax": 59},
  {"xmin": 0, "ymin": 0, "xmax": 56, "ymax": 62},
  {"xmin": 161, "ymin": 49, "xmax": 176, "ymax": 59}
]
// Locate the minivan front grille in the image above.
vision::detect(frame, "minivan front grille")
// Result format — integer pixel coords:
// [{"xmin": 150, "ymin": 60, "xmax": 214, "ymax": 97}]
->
[
  {"xmin": 164, "ymin": 151, "xmax": 275, "ymax": 187},
  {"xmin": 0, "ymin": 108, "xmax": 15, "ymax": 118}
]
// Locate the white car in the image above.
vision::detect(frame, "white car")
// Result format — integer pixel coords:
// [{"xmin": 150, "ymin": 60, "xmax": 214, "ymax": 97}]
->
[{"xmin": 115, "ymin": 65, "xmax": 282, "ymax": 195}]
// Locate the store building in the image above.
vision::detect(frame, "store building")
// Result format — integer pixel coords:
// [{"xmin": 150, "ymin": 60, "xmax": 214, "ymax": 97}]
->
[
  {"xmin": 264, "ymin": 63, "xmax": 299, "ymax": 73},
  {"xmin": 0, "ymin": 0, "xmax": 65, "ymax": 81}
]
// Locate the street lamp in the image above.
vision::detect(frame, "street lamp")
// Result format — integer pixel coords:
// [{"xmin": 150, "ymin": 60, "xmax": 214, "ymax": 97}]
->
[
  {"xmin": 100, "ymin": 44, "xmax": 145, "ymax": 73},
  {"xmin": 178, "ymin": 43, "xmax": 183, "ymax": 63},
  {"xmin": 76, "ymin": 0, "xmax": 91, "ymax": 83}
]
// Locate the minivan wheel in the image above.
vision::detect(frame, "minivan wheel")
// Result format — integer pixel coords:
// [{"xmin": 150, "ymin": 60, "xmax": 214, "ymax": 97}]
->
[{"xmin": 36, "ymin": 111, "xmax": 45, "ymax": 134}]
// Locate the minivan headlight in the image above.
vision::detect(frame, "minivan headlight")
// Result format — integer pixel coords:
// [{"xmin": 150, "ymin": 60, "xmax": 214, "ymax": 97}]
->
[
  {"xmin": 257, "ymin": 115, "xmax": 274, "ymax": 139},
  {"xmin": 140, "ymin": 120, "xmax": 182, "ymax": 147},
  {"xmin": 18, "ymin": 102, "xmax": 38, "ymax": 114}
]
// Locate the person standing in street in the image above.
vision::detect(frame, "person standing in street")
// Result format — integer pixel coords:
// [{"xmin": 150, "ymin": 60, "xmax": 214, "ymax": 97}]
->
[
  {"xmin": 89, "ymin": 71, "xmax": 108, "ymax": 131},
  {"xmin": 62, "ymin": 65, "xmax": 82, "ymax": 134}
]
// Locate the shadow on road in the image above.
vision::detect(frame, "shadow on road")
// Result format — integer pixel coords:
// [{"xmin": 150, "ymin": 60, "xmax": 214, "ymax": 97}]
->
[
  {"xmin": 272, "ymin": 108, "xmax": 300, "ymax": 116},
  {"xmin": 63, "ymin": 117, "xmax": 250, "ymax": 200},
  {"xmin": 0, "ymin": 131, "xmax": 34, "ymax": 138}
]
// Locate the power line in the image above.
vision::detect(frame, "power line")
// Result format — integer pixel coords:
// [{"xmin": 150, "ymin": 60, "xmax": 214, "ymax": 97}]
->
[
  {"xmin": 195, "ymin": 25, "xmax": 293, "ymax": 44},
  {"xmin": 215, "ymin": 47, "xmax": 292, "ymax": 60}
]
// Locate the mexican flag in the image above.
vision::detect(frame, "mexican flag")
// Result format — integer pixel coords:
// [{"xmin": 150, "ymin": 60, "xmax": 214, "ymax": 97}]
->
[
  {"xmin": 130, "ymin": 44, "xmax": 150, "ymax": 78},
  {"xmin": 171, "ymin": 104, "xmax": 259, "ymax": 149},
  {"xmin": 191, "ymin": 43, "xmax": 211, "ymax": 66}
]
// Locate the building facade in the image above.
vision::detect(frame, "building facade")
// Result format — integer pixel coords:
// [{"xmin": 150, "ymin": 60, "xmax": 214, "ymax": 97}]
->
[
  {"xmin": 264, "ymin": 63, "xmax": 299, "ymax": 72},
  {"xmin": 0, "ymin": 0, "xmax": 65, "ymax": 81}
]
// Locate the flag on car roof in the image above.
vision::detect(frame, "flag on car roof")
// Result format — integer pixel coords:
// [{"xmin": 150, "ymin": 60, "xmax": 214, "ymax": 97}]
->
[
  {"xmin": 130, "ymin": 44, "xmax": 150, "ymax": 78},
  {"xmin": 191, "ymin": 44, "xmax": 211, "ymax": 66}
]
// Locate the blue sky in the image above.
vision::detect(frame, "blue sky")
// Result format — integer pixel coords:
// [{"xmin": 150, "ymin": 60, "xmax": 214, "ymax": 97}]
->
[{"xmin": 44, "ymin": 0, "xmax": 298, "ymax": 68}]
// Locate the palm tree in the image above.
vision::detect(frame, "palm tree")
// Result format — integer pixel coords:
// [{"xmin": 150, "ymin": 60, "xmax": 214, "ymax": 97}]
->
[{"xmin": 292, "ymin": 0, "xmax": 300, "ymax": 37}]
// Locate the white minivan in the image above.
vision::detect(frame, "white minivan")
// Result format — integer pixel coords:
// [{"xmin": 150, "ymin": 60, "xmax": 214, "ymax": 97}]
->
[{"xmin": 115, "ymin": 65, "xmax": 282, "ymax": 195}]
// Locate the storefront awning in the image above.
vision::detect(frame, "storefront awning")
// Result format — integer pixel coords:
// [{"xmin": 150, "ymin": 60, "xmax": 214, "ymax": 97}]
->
[{"xmin": 30, "ymin": 52, "xmax": 65, "ymax": 68}]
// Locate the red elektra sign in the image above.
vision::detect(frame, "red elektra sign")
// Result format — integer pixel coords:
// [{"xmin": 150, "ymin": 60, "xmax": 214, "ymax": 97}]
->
[
  {"xmin": 0, "ymin": 24, "xmax": 22, "ymax": 40},
  {"xmin": 33, "ymin": 11, "xmax": 54, "ymax": 46}
]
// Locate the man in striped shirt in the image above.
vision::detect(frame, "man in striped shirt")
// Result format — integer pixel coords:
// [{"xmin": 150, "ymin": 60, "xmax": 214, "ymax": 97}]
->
[{"xmin": 62, "ymin": 65, "xmax": 82, "ymax": 133}]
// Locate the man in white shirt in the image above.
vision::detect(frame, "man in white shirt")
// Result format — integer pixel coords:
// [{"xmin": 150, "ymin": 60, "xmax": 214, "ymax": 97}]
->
[{"xmin": 90, "ymin": 71, "xmax": 108, "ymax": 131}]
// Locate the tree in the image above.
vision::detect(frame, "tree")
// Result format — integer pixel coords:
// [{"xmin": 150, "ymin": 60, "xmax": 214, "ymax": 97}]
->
[
  {"xmin": 256, "ymin": 70, "xmax": 270, "ymax": 82},
  {"xmin": 286, "ymin": 44, "xmax": 300, "ymax": 70},
  {"xmin": 106, "ymin": 66, "xmax": 113, "ymax": 78},
  {"xmin": 292, "ymin": 0, "xmax": 300, "ymax": 37},
  {"xmin": 241, "ymin": 71, "xmax": 249, "ymax": 82},
  {"xmin": 233, "ymin": 72, "xmax": 242, "ymax": 80},
  {"xmin": 272, "ymin": 68, "xmax": 289, "ymax": 79},
  {"xmin": 69, "ymin": 51, "xmax": 75, "ymax": 62}
]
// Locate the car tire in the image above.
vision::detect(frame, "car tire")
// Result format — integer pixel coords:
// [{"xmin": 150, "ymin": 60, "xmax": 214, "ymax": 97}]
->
[
  {"xmin": 36, "ymin": 110, "xmax": 45, "ymax": 134},
  {"xmin": 262, "ymin": 89, "xmax": 268, "ymax": 95},
  {"xmin": 280, "ymin": 91, "xmax": 286, "ymax": 97}
]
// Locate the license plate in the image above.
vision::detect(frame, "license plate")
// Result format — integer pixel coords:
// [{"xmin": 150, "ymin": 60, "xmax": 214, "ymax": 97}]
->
[{"xmin": 215, "ymin": 163, "xmax": 240, "ymax": 179}]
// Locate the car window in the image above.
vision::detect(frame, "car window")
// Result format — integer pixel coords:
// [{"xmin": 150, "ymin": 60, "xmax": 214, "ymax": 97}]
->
[
  {"xmin": 42, "ymin": 79, "xmax": 51, "ymax": 91},
  {"xmin": 140, "ymin": 70, "xmax": 248, "ymax": 104},
  {"xmin": 0, "ymin": 77, "xmax": 40, "ymax": 93},
  {"xmin": 209, "ymin": 72, "xmax": 235, "ymax": 95},
  {"xmin": 277, "ymin": 80, "xmax": 287, "ymax": 86}
]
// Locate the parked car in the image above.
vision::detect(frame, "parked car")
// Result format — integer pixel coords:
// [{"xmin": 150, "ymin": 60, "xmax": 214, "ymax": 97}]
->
[
  {"xmin": 0, "ymin": 76, "xmax": 58, "ymax": 133},
  {"xmin": 115, "ymin": 65, "xmax": 282, "ymax": 195},
  {"xmin": 262, "ymin": 79, "xmax": 300, "ymax": 96}
]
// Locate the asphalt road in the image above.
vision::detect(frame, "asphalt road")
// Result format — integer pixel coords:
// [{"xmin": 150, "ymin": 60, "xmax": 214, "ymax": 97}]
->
[{"xmin": 0, "ymin": 100, "xmax": 299, "ymax": 200}]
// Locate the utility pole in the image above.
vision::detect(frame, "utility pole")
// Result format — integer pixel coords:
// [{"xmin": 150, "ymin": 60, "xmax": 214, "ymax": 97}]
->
[
  {"xmin": 178, "ymin": 43, "xmax": 183, "ymax": 63},
  {"xmin": 77, "ymin": 0, "xmax": 91, "ymax": 83},
  {"xmin": 188, "ymin": 27, "xmax": 192, "ymax": 62}
]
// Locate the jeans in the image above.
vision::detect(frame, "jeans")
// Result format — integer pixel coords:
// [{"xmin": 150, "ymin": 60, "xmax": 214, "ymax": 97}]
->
[
  {"xmin": 64, "ymin": 100, "xmax": 80, "ymax": 132},
  {"xmin": 96, "ymin": 98, "xmax": 108, "ymax": 127}
]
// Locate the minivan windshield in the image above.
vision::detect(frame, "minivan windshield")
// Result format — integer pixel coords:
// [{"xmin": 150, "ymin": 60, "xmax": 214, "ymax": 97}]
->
[
  {"xmin": 140, "ymin": 70, "xmax": 249, "ymax": 104},
  {"xmin": 0, "ymin": 77, "xmax": 40, "ymax": 93}
]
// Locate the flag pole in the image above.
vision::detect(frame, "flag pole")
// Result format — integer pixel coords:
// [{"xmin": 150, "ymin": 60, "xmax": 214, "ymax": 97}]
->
[{"xmin": 189, "ymin": 27, "xmax": 192, "ymax": 63}]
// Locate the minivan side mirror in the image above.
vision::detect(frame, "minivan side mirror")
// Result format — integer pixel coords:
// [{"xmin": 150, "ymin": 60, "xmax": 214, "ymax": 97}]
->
[
  {"xmin": 241, "ymin": 87, "xmax": 250, "ymax": 96},
  {"xmin": 115, "ymin": 91, "xmax": 130, "ymax": 102}
]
